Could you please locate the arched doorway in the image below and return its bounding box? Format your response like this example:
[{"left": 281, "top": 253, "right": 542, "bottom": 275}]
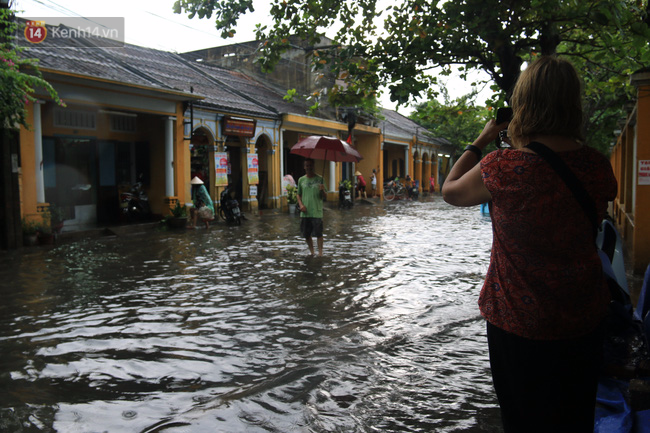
[
  {"left": 224, "top": 135, "right": 245, "bottom": 205},
  {"left": 413, "top": 149, "right": 421, "bottom": 190},
  {"left": 190, "top": 127, "right": 215, "bottom": 198}
]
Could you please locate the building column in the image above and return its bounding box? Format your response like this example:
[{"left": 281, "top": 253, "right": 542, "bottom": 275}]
[
  {"left": 280, "top": 129, "right": 285, "bottom": 177},
  {"left": 34, "top": 101, "right": 45, "bottom": 203},
  {"left": 424, "top": 160, "right": 431, "bottom": 194},
  {"left": 415, "top": 157, "right": 422, "bottom": 190},
  {"left": 404, "top": 147, "right": 410, "bottom": 177},
  {"left": 165, "top": 116, "right": 175, "bottom": 197},
  {"left": 280, "top": 128, "right": 286, "bottom": 208}
]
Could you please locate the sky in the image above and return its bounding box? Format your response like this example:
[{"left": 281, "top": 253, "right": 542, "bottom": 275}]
[{"left": 14, "top": 0, "right": 491, "bottom": 113}]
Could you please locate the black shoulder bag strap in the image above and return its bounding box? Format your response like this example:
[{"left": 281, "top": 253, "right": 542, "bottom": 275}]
[
  {"left": 526, "top": 142, "right": 631, "bottom": 305},
  {"left": 525, "top": 141, "right": 598, "bottom": 239}
]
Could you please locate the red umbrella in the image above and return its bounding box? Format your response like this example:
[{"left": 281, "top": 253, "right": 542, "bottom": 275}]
[{"left": 290, "top": 135, "right": 363, "bottom": 163}]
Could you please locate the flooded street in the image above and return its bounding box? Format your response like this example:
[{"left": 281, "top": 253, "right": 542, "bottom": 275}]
[{"left": 0, "top": 198, "right": 502, "bottom": 432}]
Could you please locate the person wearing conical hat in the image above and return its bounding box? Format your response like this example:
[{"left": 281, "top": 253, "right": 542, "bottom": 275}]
[
  {"left": 188, "top": 176, "right": 214, "bottom": 229},
  {"left": 355, "top": 170, "right": 367, "bottom": 199}
]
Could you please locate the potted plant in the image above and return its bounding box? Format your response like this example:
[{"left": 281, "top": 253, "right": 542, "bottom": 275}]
[
  {"left": 49, "top": 204, "right": 65, "bottom": 234},
  {"left": 286, "top": 185, "right": 298, "bottom": 214},
  {"left": 22, "top": 218, "right": 39, "bottom": 246},
  {"left": 36, "top": 209, "right": 54, "bottom": 245},
  {"left": 166, "top": 202, "right": 187, "bottom": 229}
]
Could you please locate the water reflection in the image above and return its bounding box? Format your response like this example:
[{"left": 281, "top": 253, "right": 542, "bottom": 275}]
[{"left": 0, "top": 198, "right": 502, "bottom": 432}]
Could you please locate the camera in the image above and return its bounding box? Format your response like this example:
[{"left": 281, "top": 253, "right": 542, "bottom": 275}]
[
  {"left": 495, "top": 107, "right": 513, "bottom": 148},
  {"left": 496, "top": 107, "right": 513, "bottom": 124}
]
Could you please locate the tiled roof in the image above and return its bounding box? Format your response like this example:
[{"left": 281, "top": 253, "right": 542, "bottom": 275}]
[
  {"left": 15, "top": 19, "right": 448, "bottom": 136},
  {"left": 191, "top": 63, "right": 311, "bottom": 116},
  {"left": 17, "top": 20, "right": 278, "bottom": 118},
  {"left": 380, "top": 108, "right": 450, "bottom": 146},
  {"left": 20, "top": 30, "right": 164, "bottom": 89}
]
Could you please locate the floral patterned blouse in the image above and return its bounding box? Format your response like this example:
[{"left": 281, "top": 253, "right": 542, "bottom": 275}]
[{"left": 479, "top": 146, "right": 617, "bottom": 340}]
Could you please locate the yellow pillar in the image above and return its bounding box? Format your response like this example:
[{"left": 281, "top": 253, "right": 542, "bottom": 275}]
[
  {"left": 19, "top": 103, "right": 39, "bottom": 223},
  {"left": 173, "top": 102, "right": 188, "bottom": 205},
  {"left": 415, "top": 156, "right": 422, "bottom": 192},
  {"left": 632, "top": 82, "right": 650, "bottom": 273},
  {"left": 424, "top": 156, "right": 432, "bottom": 194}
]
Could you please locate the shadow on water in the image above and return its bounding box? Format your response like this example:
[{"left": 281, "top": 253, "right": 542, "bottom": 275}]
[{"left": 0, "top": 198, "right": 503, "bottom": 432}]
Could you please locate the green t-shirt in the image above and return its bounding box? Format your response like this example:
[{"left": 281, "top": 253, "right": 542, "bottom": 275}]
[{"left": 297, "top": 174, "right": 324, "bottom": 218}]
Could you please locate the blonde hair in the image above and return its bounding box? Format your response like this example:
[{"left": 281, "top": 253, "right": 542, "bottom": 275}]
[{"left": 508, "top": 56, "right": 583, "bottom": 144}]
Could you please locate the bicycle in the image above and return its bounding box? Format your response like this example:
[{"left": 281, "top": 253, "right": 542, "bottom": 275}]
[{"left": 384, "top": 181, "right": 407, "bottom": 201}]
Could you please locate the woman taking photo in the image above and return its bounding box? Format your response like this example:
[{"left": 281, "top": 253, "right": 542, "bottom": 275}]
[{"left": 442, "top": 56, "right": 617, "bottom": 432}]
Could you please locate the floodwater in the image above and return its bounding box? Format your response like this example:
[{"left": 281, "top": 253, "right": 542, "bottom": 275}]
[{"left": 0, "top": 198, "right": 502, "bottom": 432}]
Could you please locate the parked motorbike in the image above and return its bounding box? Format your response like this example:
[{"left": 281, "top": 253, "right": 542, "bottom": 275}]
[
  {"left": 339, "top": 182, "right": 353, "bottom": 209},
  {"left": 219, "top": 186, "right": 242, "bottom": 225},
  {"left": 408, "top": 184, "right": 419, "bottom": 200},
  {"left": 405, "top": 176, "right": 419, "bottom": 200},
  {"left": 119, "top": 177, "right": 151, "bottom": 221}
]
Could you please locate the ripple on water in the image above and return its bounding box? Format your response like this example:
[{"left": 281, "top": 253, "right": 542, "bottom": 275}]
[{"left": 0, "top": 199, "right": 501, "bottom": 432}]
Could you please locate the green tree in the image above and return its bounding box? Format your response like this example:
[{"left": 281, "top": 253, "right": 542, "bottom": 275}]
[
  {"left": 561, "top": 32, "right": 640, "bottom": 153},
  {"left": 1, "top": 5, "right": 63, "bottom": 130},
  {"left": 174, "top": 0, "right": 649, "bottom": 102},
  {"left": 410, "top": 89, "right": 491, "bottom": 155},
  {"left": 174, "top": 0, "right": 649, "bottom": 151}
]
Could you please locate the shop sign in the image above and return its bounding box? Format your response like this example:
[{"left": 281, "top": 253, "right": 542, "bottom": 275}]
[
  {"left": 223, "top": 116, "right": 256, "bottom": 137},
  {"left": 215, "top": 152, "right": 229, "bottom": 186},
  {"left": 640, "top": 160, "right": 650, "bottom": 185},
  {"left": 250, "top": 185, "right": 257, "bottom": 196},
  {"left": 248, "top": 154, "right": 259, "bottom": 185}
]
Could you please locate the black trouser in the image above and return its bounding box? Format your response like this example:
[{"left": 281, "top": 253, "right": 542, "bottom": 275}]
[{"left": 486, "top": 322, "right": 603, "bottom": 433}]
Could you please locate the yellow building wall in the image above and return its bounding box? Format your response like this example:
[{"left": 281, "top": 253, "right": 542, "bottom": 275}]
[
  {"left": 633, "top": 84, "right": 650, "bottom": 273},
  {"left": 612, "top": 81, "right": 650, "bottom": 274},
  {"left": 172, "top": 103, "right": 188, "bottom": 210},
  {"left": 35, "top": 102, "right": 170, "bottom": 217},
  {"left": 414, "top": 153, "right": 422, "bottom": 191},
  {"left": 355, "top": 134, "right": 380, "bottom": 187},
  {"left": 19, "top": 104, "right": 38, "bottom": 223},
  {"left": 432, "top": 158, "right": 439, "bottom": 192},
  {"left": 423, "top": 156, "right": 432, "bottom": 193},
  {"left": 384, "top": 147, "right": 408, "bottom": 179}
]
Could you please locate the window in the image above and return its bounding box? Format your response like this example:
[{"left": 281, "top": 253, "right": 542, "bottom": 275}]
[
  {"left": 53, "top": 108, "right": 97, "bottom": 130},
  {"left": 110, "top": 114, "right": 137, "bottom": 133}
]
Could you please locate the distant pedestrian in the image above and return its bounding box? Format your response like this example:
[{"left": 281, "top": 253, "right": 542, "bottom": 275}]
[
  {"left": 297, "top": 158, "right": 326, "bottom": 256},
  {"left": 355, "top": 170, "right": 367, "bottom": 199},
  {"left": 371, "top": 169, "right": 378, "bottom": 197},
  {"left": 405, "top": 175, "right": 413, "bottom": 200},
  {"left": 429, "top": 176, "right": 435, "bottom": 194},
  {"left": 188, "top": 176, "right": 214, "bottom": 230}
]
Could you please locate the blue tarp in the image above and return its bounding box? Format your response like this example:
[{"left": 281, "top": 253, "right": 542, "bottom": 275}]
[{"left": 595, "top": 378, "right": 650, "bottom": 433}]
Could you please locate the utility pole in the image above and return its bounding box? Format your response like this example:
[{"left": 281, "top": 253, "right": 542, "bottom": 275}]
[{"left": 0, "top": 0, "right": 22, "bottom": 249}]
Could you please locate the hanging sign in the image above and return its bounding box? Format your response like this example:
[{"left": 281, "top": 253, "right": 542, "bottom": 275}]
[
  {"left": 247, "top": 153, "right": 259, "bottom": 185},
  {"left": 639, "top": 160, "right": 650, "bottom": 185},
  {"left": 223, "top": 116, "right": 256, "bottom": 137},
  {"left": 215, "top": 152, "right": 229, "bottom": 186}
]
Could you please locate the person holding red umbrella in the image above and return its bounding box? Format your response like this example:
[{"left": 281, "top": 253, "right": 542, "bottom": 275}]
[{"left": 297, "top": 158, "right": 326, "bottom": 256}]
